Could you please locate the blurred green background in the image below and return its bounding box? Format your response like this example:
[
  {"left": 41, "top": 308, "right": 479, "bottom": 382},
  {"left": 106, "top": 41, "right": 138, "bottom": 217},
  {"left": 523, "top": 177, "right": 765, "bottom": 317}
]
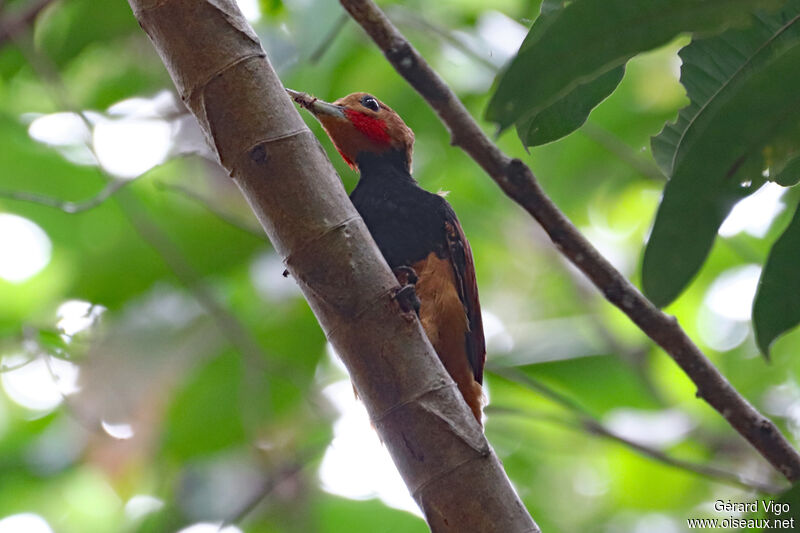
[{"left": 0, "top": 0, "right": 798, "bottom": 531}]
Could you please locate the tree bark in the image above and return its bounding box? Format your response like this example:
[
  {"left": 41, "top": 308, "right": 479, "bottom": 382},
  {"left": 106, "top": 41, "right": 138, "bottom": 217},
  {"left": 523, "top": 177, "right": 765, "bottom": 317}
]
[{"left": 126, "top": 0, "right": 539, "bottom": 531}]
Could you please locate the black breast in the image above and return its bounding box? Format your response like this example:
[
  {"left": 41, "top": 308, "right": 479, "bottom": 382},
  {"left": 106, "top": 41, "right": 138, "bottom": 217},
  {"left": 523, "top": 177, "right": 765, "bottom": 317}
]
[{"left": 350, "top": 152, "right": 449, "bottom": 269}]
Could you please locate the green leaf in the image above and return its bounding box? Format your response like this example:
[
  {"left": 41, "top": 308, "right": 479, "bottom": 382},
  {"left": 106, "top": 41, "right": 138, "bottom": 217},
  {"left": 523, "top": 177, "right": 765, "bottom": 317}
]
[
  {"left": 516, "top": 66, "right": 625, "bottom": 147},
  {"left": 763, "top": 482, "right": 800, "bottom": 531},
  {"left": 511, "top": 0, "right": 626, "bottom": 147},
  {"left": 753, "top": 203, "right": 800, "bottom": 357},
  {"left": 643, "top": 2, "right": 800, "bottom": 307},
  {"left": 773, "top": 154, "right": 800, "bottom": 186},
  {"left": 316, "top": 495, "right": 427, "bottom": 533},
  {"left": 259, "top": 0, "right": 284, "bottom": 16},
  {"left": 485, "top": 0, "right": 777, "bottom": 132},
  {"left": 642, "top": 176, "right": 762, "bottom": 308},
  {"left": 36, "top": 329, "right": 69, "bottom": 356}
]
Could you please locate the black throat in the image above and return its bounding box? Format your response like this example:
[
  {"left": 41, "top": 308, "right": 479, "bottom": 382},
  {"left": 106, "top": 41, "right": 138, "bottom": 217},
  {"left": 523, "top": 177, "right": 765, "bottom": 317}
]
[
  {"left": 355, "top": 149, "right": 414, "bottom": 184},
  {"left": 349, "top": 148, "right": 450, "bottom": 269}
]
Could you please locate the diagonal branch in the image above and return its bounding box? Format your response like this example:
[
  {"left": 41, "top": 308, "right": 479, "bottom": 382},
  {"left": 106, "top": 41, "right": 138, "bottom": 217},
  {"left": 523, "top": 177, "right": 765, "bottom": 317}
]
[
  {"left": 309, "top": 13, "right": 349, "bottom": 64},
  {"left": 0, "top": 0, "right": 56, "bottom": 48},
  {"left": 126, "top": 1, "right": 539, "bottom": 531},
  {"left": 491, "top": 368, "right": 786, "bottom": 494},
  {"left": 580, "top": 121, "right": 666, "bottom": 182},
  {"left": 153, "top": 180, "right": 266, "bottom": 239},
  {"left": 338, "top": 0, "right": 800, "bottom": 483},
  {"left": 386, "top": 6, "right": 499, "bottom": 72},
  {"left": 0, "top": 179, "right": 132, "bottom": 213}
]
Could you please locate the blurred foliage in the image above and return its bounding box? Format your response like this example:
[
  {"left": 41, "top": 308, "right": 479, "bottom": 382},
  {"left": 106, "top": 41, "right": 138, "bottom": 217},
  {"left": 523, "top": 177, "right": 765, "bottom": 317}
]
[
  {"left": 644, "top": 0, "right": 800, "bottom": 313},
  {"left": 754, "top": 204, "right": 800, "bottom": 356},
  {"left": 485, "top": 0, "right": 779, "bottom": 132},
  {"left": 0, "top": 0, "right": 799, "bottom": 532}
]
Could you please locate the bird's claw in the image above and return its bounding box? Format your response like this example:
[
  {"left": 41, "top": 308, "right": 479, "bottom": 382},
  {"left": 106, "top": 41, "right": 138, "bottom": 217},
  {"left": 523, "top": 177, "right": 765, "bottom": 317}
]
[
  {"left": 393, "top": 265, "right": 418, "bottom": 287},
  {"left": 392, "top": 266, "right": 420, "bottom": 316}
]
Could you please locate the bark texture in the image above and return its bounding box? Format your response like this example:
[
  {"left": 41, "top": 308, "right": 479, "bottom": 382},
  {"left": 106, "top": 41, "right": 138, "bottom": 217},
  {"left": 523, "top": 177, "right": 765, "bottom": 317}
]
[{"left": 127, "top": 0, "right": 539, "bottom": 531}]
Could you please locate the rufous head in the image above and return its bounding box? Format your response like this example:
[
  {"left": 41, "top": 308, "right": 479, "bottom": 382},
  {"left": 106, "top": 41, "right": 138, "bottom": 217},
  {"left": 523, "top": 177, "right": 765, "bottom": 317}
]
[{"left": 288, "top": 89, "right": 414, "bottom": 172}]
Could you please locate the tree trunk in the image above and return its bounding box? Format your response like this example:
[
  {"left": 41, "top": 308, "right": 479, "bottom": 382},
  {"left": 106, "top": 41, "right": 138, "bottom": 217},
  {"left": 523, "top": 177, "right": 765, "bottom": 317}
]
[{"left": 126, "top": 0, "right": 540, "bottom": 531}]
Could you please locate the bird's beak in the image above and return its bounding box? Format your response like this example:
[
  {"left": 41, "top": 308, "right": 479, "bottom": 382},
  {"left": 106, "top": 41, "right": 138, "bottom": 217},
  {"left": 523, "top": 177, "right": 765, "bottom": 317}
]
[{"left": 286, "top": 88, "right": 345, "bottom": 119}]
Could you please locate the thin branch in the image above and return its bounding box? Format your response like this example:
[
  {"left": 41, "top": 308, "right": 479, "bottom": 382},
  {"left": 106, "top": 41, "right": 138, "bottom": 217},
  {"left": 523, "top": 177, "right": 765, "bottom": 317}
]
[
  {"left": 153, "top": 180, "right": 267, "bottom": 239},
  {"left": 490, "top": 403, "right": 784, "bottom": 495},
  {"left": 223, "top": 444, "right": 324, "bottom": 527},
  {"left": 115, "top": 187, "right": 297, "bottom": 382},
  {"left": 490, "top": 368, "right": 786, "bottom": 494},
  {"left": 221, "top": 466, "right": 302, "bottom": 529},
  {"left": 524, "top": 212, "right": 668, "bottom": 405},
  {"left": 0, "top": 179, "right": 132, "bottom": 213},
  {"left": 583, "top": 419, "right": 784, "bottom": 494},
  {"left": 0, "top": 356, "right": 35, "bottom": 373},
  {"left": 721, "top": 235, "right": 763, "bottom": 264},
  {"left": 339, "top": 0, "right": 800, "bottom": 482},
  {"left": 0, "top": 161, "right": 299, "bottom": 384},
  {"left": 491, "top": 365, "right": 593, "bottom": 417},
  {"left": 309, "top": 13, "right": 349, "bottom": 64},
  {"left": 40, "top": 352, "right": 105, "bottom": 434},
  {"left": 590, "top": 321, "right": 667, "bottom": 406},
  {"left": 10, "top": 29, "right": 97, "bottom": 136},
  {"left": 0, "top": 0, "right": 56, "bottom": 48},
  {"left": 580, "top": 121, "right": 666, "bottom": 182},
  {"left": 8, "top": 23, "right": 295, "bottom": 388},
  {"left": 387, "top": 6, "right": 499, "bottom": 72}
]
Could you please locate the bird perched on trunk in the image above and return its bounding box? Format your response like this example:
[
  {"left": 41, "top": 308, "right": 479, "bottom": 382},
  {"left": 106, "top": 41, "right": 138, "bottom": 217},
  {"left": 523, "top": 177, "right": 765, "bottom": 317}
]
[{"left": 287, "top": 89, "right": 486, "bottom": 425}]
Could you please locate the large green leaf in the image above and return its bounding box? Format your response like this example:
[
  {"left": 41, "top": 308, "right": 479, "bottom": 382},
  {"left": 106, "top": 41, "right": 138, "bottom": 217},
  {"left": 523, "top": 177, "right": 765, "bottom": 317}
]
[
  {"left": 485, "top": 0, "right": 777, "bottom": 132},
  {"left": 772, "top": 151, "right": 800, "bottom": 186},
  {"left": 763, "top": 482, "right": 800, "bottom": 531},
  {"left": 643, "top": 2, "right": 800, "bottom": 307},
  {"left": 516, "top": 66, "right": 625, "bottom": 147},
  {"left": 753, "top": 202, "right": 800, "bottom": 356},
  {"left": 511, "top": 0, "right": 626, "bottom": 147}
]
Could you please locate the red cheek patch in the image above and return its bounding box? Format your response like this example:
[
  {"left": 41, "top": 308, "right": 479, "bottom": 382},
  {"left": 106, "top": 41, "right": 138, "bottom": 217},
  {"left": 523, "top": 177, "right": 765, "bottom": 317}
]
[{"left": 344, "top": 109, "right": 391, "bottom": 145}]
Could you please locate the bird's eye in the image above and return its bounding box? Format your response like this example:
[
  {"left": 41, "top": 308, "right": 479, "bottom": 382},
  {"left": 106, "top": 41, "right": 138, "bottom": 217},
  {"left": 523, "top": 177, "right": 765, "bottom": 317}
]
[{"left": 361, "top": 95, "right": 380, "bottom": 112}]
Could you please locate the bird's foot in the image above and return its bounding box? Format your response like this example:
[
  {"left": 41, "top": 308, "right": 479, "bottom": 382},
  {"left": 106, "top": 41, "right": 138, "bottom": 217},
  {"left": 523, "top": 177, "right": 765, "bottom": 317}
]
[
  {"left": 392, "top": 266, "right": 420, "bottom": 316},
  {"left": 393, "top": 265, "right": 418, "bottom": 286}
]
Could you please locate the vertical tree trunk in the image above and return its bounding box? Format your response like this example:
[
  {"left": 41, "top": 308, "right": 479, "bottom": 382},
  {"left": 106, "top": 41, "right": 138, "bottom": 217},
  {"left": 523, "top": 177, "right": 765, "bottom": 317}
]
[{"left": 126, "top": 0, "right": 539, "bottom": 531}]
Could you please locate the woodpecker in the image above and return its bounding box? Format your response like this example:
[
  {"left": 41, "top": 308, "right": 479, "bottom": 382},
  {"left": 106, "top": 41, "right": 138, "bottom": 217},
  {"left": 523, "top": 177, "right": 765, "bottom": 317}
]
[{"left": 288, "top": 89, "right": 486, "bottom": 425}]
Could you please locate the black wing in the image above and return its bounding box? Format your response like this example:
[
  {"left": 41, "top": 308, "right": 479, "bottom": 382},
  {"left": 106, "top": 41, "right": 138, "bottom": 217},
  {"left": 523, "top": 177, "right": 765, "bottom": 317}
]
[{"left": 442, "top": 203, "right": 486, "bottom": 384}]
